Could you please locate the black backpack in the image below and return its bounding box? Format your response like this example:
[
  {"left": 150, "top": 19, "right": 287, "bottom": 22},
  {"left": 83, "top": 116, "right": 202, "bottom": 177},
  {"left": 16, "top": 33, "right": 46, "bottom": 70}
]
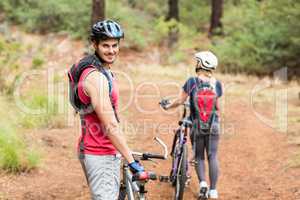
[{"left": 67, "top": 53, "right": 119, "bottom": 121}]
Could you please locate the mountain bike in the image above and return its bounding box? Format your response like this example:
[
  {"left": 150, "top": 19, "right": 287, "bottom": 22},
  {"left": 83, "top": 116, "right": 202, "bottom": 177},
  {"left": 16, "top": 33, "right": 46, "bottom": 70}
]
[
  {"left": 160, "top": 101, "right": 192, "bottom": 200},
  {"left": 118, "top": 137, "right": 168, "bottom": 200}
]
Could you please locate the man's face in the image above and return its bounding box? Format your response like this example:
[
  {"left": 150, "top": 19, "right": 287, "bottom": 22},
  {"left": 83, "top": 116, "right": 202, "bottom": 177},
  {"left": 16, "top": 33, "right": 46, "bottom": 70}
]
[{"left": 94, "top": 38, "right": 120, "bottom": 64}]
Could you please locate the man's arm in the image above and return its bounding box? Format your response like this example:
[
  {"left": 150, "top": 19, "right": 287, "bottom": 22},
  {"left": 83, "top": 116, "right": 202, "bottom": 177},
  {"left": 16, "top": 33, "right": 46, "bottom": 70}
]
[{"left": 84, "top": 70, "right": 134, "bottom": 163}]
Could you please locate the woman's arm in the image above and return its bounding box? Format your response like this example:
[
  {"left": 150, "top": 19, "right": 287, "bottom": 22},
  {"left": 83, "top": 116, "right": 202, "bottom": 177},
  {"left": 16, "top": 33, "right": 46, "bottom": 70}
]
[{"left": 165, "top": 89, "right": 188, "bottom": 110}]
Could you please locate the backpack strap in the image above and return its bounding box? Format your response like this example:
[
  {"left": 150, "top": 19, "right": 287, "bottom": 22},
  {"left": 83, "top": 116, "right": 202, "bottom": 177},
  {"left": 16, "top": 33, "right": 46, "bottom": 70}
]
[
  {"left": 209, "top": 77, "right": 217, "bottom": 92},
  {"left": 195, "top": 77, "right": 202, "bottom": 89},
  {"left": 97, "top": 67, "right": 120, "bottom": 123},
  {"left": 78, "top": 113, "right": 86, "bottom": 160},
  {"left": 195, "top": 76, "right": 217, "bottom": 91},
  {"left": 186, "top": 77, "right": 200, "bottom": 94}
]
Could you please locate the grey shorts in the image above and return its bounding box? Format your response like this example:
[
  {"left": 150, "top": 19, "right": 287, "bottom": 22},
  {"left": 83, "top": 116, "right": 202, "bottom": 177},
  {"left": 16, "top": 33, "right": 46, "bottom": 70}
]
[{"left": 79, "top": 154, "right": 121, "bottom": 200}]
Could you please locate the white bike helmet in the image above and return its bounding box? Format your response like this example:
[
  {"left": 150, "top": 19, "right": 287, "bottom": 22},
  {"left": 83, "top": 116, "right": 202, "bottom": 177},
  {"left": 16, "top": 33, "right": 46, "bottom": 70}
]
[{"left": 194, "top": 51, "right": 218, "bottom": 71}]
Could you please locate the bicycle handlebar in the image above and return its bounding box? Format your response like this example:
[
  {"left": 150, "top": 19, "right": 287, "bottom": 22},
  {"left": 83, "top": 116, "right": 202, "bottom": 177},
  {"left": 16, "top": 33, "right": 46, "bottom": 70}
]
[
  {"left": 178, "top": 118, "right": 192, "bottom": 128},
  {"left": 132, "top": 171, "right": 157, "bottom": 182},
  {"left": 142, "top": 153, "right": 165, "bottom": 160},
  {"left": 154, "top": 137, "right": 168, "bottom": 159},
  {"left": 131, "top": 137, "right": 168, "bottom": 160}
]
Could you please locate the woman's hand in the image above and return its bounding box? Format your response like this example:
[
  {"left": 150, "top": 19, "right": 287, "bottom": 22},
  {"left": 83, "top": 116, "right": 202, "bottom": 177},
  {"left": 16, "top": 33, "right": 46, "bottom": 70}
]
[
  {"left": 160, "top": 90, "right": 189, "bottom": 110},
  {"left": 159, "top": 99, "right": 171, "bottom": 110}
]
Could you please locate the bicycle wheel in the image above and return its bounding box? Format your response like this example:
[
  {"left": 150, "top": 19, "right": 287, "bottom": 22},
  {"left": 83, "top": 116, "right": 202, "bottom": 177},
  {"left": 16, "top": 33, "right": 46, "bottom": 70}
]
[
  {"left": 174, "top": 144, "right": 187, "bottom": 200},
  {"left": 118, "top": 185, "right": 127, "bottom": 200},
  {"left": 170, "top": 138, "right": 179, "bottom": 187},
  {"left": 118, "top": 187, "right": 140, "bottom": 200}
]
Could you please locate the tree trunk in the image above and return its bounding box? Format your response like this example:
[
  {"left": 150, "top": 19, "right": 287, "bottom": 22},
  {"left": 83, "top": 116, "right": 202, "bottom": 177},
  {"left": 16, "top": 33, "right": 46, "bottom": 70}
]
[
  {"left": 166, "top": 0, "right": 179, "bottom": 21},
  {"left": 91, "top": 0, "right": 105, "bottom": 25},
  {"left": 128, "top": 0, "right": 136, "bottom": 8},
  {"left": 209, "top": 0, "right": 224, "bottom": 37},
  {"left": 166, "top": 0, "right": 179, "bottom": 48}
]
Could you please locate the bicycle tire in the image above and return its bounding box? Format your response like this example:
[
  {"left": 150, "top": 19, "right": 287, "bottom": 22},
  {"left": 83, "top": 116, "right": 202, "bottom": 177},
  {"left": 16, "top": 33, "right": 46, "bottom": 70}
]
[
  {"left": 170, "top": 137, "right": 179, "bottom": 187},
  {"left": 170, "top": 149, "right": 176, "bottom": 187},
  {"left": 118, "top": 187, "right": 141, "bottom": 200},
  {"left": 118, "top": 185, "right": 127, "bottom": 200},
  {"left": 174, "top": 144, "right": 187, "bottom": 200}
]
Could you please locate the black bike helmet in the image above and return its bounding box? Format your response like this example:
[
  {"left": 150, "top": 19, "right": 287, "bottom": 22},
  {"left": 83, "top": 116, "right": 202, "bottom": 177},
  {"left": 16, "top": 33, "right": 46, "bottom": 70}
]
[{"left": 90, "top": 19, "right": 124, "bottom": 41}]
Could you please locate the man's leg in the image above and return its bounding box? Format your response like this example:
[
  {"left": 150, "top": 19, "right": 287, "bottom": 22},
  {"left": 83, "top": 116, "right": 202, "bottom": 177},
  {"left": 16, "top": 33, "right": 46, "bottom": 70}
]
[{"left": 80, "top": 154, "right": 121, "bottom": 200}]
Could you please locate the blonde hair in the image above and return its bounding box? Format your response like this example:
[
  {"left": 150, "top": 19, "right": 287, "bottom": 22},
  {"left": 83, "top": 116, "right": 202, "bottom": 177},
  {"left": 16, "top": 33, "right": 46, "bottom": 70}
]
[{"left": 196, "top": 68, "right": 213, "bottom": 78}]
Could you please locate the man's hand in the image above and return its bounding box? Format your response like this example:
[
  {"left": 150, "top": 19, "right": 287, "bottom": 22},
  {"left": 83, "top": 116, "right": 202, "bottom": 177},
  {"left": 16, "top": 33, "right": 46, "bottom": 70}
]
[{"left": 129, "top": 161, "right": 144, "bottom": 174}]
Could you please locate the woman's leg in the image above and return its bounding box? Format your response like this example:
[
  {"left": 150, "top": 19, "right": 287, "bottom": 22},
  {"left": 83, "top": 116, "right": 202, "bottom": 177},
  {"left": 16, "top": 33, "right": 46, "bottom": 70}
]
[
  {"left": 207, "top": 134, "right": 219, "bottom": 190},
  {"left": 194, "top": 135, "right": 206, "bottom": 182}
]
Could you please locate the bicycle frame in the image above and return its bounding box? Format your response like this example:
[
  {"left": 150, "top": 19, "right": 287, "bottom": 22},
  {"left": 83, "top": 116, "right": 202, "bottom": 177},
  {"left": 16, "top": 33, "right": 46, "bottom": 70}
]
[
  {"left": 171, "top": 126, "right": 187, "bottom": 177},
  {"left": 169, "top": 102, "right": 192, "bottom": 200},
  {"left": 121, "top": 163, "right": 146, "bottom": 200},
  {"left": 119, "top": 137, "right": 168, "bottom": 200},
  {"left": 171, "top": 102, "right": 190, "bottom": 175}
]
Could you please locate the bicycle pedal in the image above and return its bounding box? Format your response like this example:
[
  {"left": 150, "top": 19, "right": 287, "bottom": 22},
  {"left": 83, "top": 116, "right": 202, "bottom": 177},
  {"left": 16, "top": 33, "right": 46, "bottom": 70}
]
[
  {"left": 189, "top": 160, "right": 197, "bottom": 166},
  {"left": 198, "top": 188, "right": 208, "bottom": 200},
  {"left": 198, "top": 196, "right": 208, "bottom": 200},
  {"left": 159, "top": 175, "right": 170, "bottom": 182},
  {"left": 185, "top": 176, "right": 191, "bottom": 186}
]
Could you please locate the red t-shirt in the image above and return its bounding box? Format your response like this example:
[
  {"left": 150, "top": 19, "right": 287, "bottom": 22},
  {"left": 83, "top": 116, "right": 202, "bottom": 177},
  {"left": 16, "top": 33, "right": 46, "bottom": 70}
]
[{"left": 77, "top": 67, "right": 119, "bottom": 155}]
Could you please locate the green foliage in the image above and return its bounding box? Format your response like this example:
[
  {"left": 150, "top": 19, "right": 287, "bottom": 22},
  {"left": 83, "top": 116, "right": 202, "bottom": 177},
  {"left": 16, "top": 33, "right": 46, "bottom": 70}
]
[
  {"left": 0, "top": 37, "right": 66, "bottom": 129},
  {"left": 19, "top": 90, "right": 62, "bottom": 129},
  {"left": 154, "top": 17, "right": 176, "bottom": 44},
  {"left": 1, "top": 0, "right": 299, "bottom": 75},
  {"left": 0, "top": 36, "right": 23, "bottom": 93},
  {"left": 0, "top": 0, "right": 91, "bottom": 38},
  {"left": 167, "top": 50, "right": 186, "bottom": 65},
  {"left": 154, "top": 17, "right": 197, "bottom": 45},
  {"left": 107, "top": 0, "right": 153, "bottom": 50},
  {"left": 126, "top": 0, "right": 167, "bottom": 17},
  {"left": 26, "top": 150, "right": 41, "bottom": 169},
  {"left": 0, "top": 125, "right": 21, "bottom": 172},
  {"left": 0, "top": 98, "right": 40, "bottom": 172},
  {"left": 31, "top": 56, "right": 44, "bottom": 69},
  {"left": 212, "top": 0, "right": 300, "bottom": 76},
  {"left": 180, "top": 0, "right": 210, "bottom": 31},
  {"left": 154, "top": 17, "right": 197, "bottom": 64}
]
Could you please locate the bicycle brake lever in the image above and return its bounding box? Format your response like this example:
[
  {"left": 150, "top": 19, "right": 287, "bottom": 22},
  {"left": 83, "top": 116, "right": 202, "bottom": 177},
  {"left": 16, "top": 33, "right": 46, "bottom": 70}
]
[{"left": 154, "top": 137, "right": 168, "bottom": 159}]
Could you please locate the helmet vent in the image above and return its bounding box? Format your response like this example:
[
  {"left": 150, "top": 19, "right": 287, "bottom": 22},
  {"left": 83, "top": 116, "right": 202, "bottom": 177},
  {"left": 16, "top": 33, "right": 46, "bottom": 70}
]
[
  {"left": 107, "top": 24, "right": 112, "bottom": 32},
  {"left": 115, "top": 25, "right": 120, "bottom": 32}
]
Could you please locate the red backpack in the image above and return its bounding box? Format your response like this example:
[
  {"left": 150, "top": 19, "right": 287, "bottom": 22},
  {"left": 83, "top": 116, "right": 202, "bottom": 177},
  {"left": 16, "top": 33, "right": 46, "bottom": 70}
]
[{"left": 192, "top": 77, "right": 218, "bottom": 134}]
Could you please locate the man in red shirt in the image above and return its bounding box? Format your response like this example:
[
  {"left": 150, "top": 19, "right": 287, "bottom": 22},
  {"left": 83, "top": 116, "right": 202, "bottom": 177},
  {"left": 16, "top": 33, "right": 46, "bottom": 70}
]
[{"left": 68, "top": 20, "right": 143, "bottom": 200}]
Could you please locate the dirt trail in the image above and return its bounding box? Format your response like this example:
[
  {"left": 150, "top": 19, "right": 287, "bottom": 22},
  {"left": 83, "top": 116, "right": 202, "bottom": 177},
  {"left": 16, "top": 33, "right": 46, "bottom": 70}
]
[
  {"left": 1, "top": 92, "right": 299, "bottom": 199},
  {"left": 121, "top": 85, "right": 300, "bottom": 200},
  {"left": 0, "top": 35, "right": 299, "bottom": 199}
]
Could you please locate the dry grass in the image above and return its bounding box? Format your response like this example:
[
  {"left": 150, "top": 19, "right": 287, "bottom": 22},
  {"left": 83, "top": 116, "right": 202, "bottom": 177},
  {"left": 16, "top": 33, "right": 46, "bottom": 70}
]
[{"left": 288, "top": 152, "right": 300, "bottom": 168}]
